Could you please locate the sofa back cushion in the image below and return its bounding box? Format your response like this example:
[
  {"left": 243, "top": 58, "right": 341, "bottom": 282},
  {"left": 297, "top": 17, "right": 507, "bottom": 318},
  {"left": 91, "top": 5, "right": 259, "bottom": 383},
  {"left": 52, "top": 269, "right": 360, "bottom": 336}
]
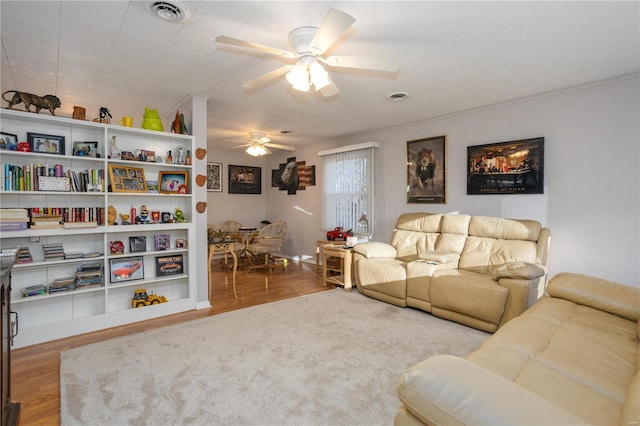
[
  {"left": 392, "top": 213, "right": 443, "bottom": 259},
  {"left": 435, "top": 214, "right": 470, "bottom": 254}
]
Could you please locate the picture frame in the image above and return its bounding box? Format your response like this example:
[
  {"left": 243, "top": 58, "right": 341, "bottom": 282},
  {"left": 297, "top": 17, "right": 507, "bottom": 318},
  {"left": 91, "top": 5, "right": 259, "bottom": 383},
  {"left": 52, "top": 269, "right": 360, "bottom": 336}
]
[
  {"left": 159, "top": 171, "right": 189, "bottom": 194},
  {"left": 120, "top": 150, "right": 135, "bottom": 161},
  {"left": 141, "top": 150, "right": 156, "bottom": 162},
  {"left": 228, "top": 164, "right": 261, "bottom": 194},
  {"left": 108, "top": 165, "right": 148, "bottom": 193},
  {"left": 155, "top": 254, "right": 184, "bottom": 277},
  {"left": 406, "top": 135, "right": 446, "bottom": 204},
  {"left": 129, "top": 236, "right": 147, "bottom": 253},
  {"left": 154, "top": 234, "right": 170, "bottom": 251},
  {"left": 175, "top": 239, "right": 187, "bottom": 248},
  {"left": 0, "top": 132, "right": 18, "bottom": 150},
  {"left": 27, "top": 132, "right": 65, "bottom": 155},
  {"left": 109, "top": 256, "right": 144, "bottom": 283},
  {"left": 207, "top": 162, "right": 222, "bottom": 192},
  {"left": 467, "top": 137, "right": 544, "bottom": 195},
  {"left": 72, "top": 141, "right": 98, "bottom": 157}
]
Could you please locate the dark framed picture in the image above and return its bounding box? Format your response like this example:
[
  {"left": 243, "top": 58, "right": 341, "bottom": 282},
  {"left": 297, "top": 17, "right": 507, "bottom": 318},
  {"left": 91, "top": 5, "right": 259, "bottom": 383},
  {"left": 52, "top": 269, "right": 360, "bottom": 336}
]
[
  {"left": 120, "top": 151, "right": 135, "bottom": 161},
  {"left": 407, "top": 135, "right": 446, "bottom": 204},
  {"left": 155, "top": 254, "right": 184, "bottom": 277},
  {"left": 109, "top": 256, "right": 144, "bottom": 283},
  {"left": 72, "top": 141, "right": 98, "bottom": 157},
  {"left": 27, "top": 132, "right": 65, "bottom": 155},
  {"left": 129, "top": 236, "right": 147, "bottom": 253},
  {"left": 159, "top": 171, "right": 189, "bottom": 194},
  {"left": 228, "top": 164, "right": 261, "bottom": 194},
  {"left": 108, "top": 165, "right": 147, "bottom": 193},
  {"left": 0, "top": 132, "right": 18, "bottom": 150},
  {"left": 154, "top": 234, "right": 170, "bottom": 251},
  {"left": 467, "top": 137, "right": 544, "bottom": 195},
  {"left": 207, "top": 162, "right": 222, "bottom": 192}
]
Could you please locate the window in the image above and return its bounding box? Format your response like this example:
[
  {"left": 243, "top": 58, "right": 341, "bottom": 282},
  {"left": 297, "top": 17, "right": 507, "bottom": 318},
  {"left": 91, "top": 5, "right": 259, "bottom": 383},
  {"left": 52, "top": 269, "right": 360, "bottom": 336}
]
[{"left": 319, "top": 142, "right": 378, "bottom": 238}]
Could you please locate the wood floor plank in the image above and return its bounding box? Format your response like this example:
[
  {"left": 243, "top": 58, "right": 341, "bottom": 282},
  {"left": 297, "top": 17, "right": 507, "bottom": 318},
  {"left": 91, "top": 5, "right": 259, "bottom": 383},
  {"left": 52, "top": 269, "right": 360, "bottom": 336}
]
[{"left": 11, "top": 260, "right": 329, "bottom": 425}]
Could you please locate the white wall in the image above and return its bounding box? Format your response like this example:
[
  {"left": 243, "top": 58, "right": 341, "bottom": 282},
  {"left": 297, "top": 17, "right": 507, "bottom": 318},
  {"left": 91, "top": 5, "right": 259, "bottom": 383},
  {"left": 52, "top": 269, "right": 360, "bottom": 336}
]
[{"left": 259, "top": 74, "right": 639, "bottom": 287}]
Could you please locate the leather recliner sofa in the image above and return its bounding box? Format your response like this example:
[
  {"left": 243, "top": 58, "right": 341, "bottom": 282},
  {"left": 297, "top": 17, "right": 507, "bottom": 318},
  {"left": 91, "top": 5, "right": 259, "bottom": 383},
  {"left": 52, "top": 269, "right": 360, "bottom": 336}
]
[
  {"left": 395, "top": 273, "right": 640, "bottom": 425},
  {"left": 353, "top": 213, "right": 551, "bottom": 332}
]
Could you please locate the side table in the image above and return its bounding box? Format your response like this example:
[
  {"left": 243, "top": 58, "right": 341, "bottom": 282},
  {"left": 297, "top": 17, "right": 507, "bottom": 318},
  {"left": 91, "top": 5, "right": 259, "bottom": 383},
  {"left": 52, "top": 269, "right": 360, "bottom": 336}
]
[
  {"left": 322, "top": 246, "right": 354, "bottom": 292},
  {"left": 315, "top": 240, "right": 348, "bottom": 271}
]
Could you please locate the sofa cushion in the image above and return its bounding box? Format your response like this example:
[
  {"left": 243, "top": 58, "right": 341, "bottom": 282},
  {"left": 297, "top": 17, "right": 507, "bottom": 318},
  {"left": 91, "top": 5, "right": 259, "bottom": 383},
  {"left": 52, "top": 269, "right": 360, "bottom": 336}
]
[
  {"left": 417, "top": 251, "right": 460, "bottom": 264},
  {"left": 469, "top": 216, "right": 542, "bottom": 241},
  {"left": 356, "top": 258, "right": 407, "bottom": 306},
  {"left": 459, "top": 237, "right": 538, "bottom": 274}
]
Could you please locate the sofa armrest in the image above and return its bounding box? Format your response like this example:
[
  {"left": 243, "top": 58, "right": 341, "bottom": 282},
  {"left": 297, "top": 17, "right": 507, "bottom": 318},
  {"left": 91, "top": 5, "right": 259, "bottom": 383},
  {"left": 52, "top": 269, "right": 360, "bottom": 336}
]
[
  {"left": 397, "top": 355, "right": 589, "bottom": 426},
  {"left": 353, "top": 242, "right": 397, "bottom": 259},
  {"left": 492, "top": 261, "right": 546, "bottom": 280}
]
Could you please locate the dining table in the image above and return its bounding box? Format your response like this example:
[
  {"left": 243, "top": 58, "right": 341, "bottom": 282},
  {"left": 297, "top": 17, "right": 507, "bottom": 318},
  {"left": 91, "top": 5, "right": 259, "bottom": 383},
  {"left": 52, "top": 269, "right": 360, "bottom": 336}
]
[{"left": 208, "top": 241, "right": 243, "bottom": 299}]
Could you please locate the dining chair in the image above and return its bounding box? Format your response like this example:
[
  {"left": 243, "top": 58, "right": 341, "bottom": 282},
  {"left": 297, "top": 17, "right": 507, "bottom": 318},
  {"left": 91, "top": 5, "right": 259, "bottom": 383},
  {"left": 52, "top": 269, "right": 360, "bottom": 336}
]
[{"left": 246, "top": 221, "right": 286, "bottom": 272}]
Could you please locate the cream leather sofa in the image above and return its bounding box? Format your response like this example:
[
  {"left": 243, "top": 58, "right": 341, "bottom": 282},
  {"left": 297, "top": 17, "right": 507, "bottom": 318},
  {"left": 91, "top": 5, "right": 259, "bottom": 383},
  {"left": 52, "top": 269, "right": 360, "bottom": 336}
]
[
  {"left": 353, "top": 213, "right": 550, "bottom": 332},
  {"left": 395, "top": 273, "right": 640, "bottom": 426}
]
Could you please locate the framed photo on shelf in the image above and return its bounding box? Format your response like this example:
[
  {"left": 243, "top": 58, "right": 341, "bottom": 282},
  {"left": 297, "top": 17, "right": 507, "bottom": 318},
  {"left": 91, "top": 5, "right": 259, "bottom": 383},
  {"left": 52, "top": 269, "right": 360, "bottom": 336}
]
[
  {"left": 175, "top": 239, "right": 187, "bottom": 248},
  {"left": 154, "top": 234, "right": 170, "bottom": 251},
  {"left": 27, "top": 132, "right": 65, "bottom": 155},
  {"left": 129, "top": 236, "right": 147, "bottom": 253},
  {"left": 228, "top": 164, "right": 261, "bottom": 194},
  {"left": 467, "top": 137, "right": 544, "bottom": 195},
  {"left": 72, "top": 141, "right": 98, "bottom": 157},
  {"left": 0, "top": 132, "right": 18, "bottom": 150},
  {"left": 120, "top": 151, "right": 135, "bottom": 161},
  {"left": 155, "top": 254, "right": 184, "bottom": 277},
  {"left": 406, "top": 135, "right": 447, "bottom": 204},
  {"left": 108, "top": 165, "right": 148, "bottom": 193},
  {"left": 109, "top": 256, "right": 144, "bottom": 283},
  {"left": 141, "top": 150, "right": 156, "bottom": 162},
  {"left": 159, "top": 171, "right": 189, "bottom": 194},
  {"left": 207, "top": 162, "right": 222, "bottom": 192}
]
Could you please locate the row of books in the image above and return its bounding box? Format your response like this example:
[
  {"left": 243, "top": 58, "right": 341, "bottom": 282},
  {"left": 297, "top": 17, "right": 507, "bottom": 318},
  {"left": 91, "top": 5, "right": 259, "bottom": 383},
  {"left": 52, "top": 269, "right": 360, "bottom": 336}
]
[
  {"left": 2, "top": 163, "right": 104, "bottom": 192},
  {"left": 0, "top": 208, "right": 105, "bottom": 230},
  {"left": 0, "top": 208, "right": 29, "bottom": 231}
]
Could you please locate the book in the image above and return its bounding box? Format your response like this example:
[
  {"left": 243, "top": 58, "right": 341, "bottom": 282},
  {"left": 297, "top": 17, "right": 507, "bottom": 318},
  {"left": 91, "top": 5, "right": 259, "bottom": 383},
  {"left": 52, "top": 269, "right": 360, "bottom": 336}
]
[
  {"left": 0, "top": 208, "right": 29, "bottom": 219},
  {"left": 0, "top": 222, "right": 28, "bottom": 231},
  {"left": 30, "top": 223, "right": 64, "bottom": 230},
  {"left": 63, "top": 221, "right": 97, "bottom": 229}
]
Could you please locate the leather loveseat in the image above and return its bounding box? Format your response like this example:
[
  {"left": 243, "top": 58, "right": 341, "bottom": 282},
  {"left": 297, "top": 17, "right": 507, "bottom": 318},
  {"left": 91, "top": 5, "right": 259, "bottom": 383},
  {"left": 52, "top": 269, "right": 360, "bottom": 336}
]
[
  {"left": 395, "top": 273, "right": 640, "bottom": 425},
  {"left": 353, "top": 213, "right": 550, "bottom": 332}
]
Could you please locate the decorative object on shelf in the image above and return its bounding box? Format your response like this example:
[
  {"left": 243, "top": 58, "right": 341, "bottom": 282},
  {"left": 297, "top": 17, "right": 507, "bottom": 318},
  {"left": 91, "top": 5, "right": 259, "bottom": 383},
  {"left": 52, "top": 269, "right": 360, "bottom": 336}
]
[
  {"left": 93, "top": 107, "right": 111, "bottom": 124},
  {"left": 195, "top": 174, "right": 206, "bottom": 187},
  {"left": 206, "top": 163, "right": 222, "bottom": 192},
  {"left": 154, "top": 234, "right": 170, "bottom": 251},
  {"left": 27, "top": 132, "right": 65, "bottom": 155},
  {"left": 195, "top": 147, "right": 206, "bottom": 160},
  {"left": 467, "top": 137, "right": 544, "bottom": 195},
  {"left": 186, "top": 150, "right": 192, "bottom": 165},
  {"left": 139, "top": 205, "right": 149, "bottom": 223},
  {"left": 109, "top": 256, "right": 144, "bottom": 283},
  {"left": 72, "top": 141, "right": 98, "bottom": 157},
  {"left": 407, "top": 135, "right": 447, "bottom": 204},
  {"left": 72, "top": 106, "right": 86, "bottom": 120},
  {"left": 141, "top": 107, "right": 163, "bottom": 131},
  {"left": 2, "top": 90, "right": 61, "bottom": 115},
  {"left": 155, "top": 254, "right": 184, "bottom": 277},
  {"left": 131, "top": 288, "right": 167, "bottom": 308},
  {"left": 175, "top": 239, "right": 187, "bottom": 248},
  {"left": 109, "top": 240, "right": 124, "bottom": 254},
  {"left": 228, "top": 164, "right": 261, "bottom": 194},
  {"left": 151, "top": 211, "right": 160, "bottom": 223},
  {"left": 173, "top": 206, "right": 185, "bottom": 223},
  {"left": 158, "top": 171, "right": 189, "bottom": 194},
  {"left": 119, "top": 116, "right": 133, "bottom": 127},
  {"left": 108, "top": 205, "right": 117, "bottom": 225},
  {"left": 175, "top": 147, "right": 185, "bottom": 164},
  {"left": 326, "top": 227, "right": 352, "bottom": 241},
  {"left": 161, "top": 212, "right": 172, "bottom": 223},
  {"left": 108, "top": 165, "right": 148, "bottom": 193},
  {"left": 146, "top": 180, "right": 158, "bottom": 193},
  {"left": 196, "top": 201, "right": 207, "bottom": 213},
  {"left": 17, "top": 141, "right": 30, "bottom": 152},
  {"left": 129, "top": 236, "right": 147, "bottom": 253},
  {"left": 119, "top": 213, "right": 131, "bottom": 225},
  {"left": 172, "top": 110, "right": 188, "bottom": 134},
  {"left": 0, "top": 132, "right": 18, "bottom": 150}
]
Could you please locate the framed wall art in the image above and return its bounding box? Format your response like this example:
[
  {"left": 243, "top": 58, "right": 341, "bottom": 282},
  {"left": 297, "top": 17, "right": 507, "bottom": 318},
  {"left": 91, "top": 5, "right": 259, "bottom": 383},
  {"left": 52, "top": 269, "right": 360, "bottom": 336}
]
[
  {"left": 27, "top": 132, "right": 65, "bottom": 155},
  {"left": 228, "top": 164, "right": 261, "bottom": 194},
  {"left": 108, "top": 165, "right": 148, "bottom": 193},
  {"left": 72, "top": 141, "right": 98, "bottom": 157},
  {"left": 0, "top": 132, "right": 18, "bottom": 150},
  {"left": 207, "top": 162, "right": 222, "bottom": 192},
  {"left": 407, "top": 135, "right": 446, "bottom": 204},
  {"left": 155, "top": 254, "right": 184, "bottom": 277},
  {"left": 129, "top": 236, "right": 147, "bottom": 253},
  {"left": 109, "top": 256, "right": 144, "bottom": 283},
  {"left": 467, "top": 137, "right": 544, "bottom": 195},
  {"left": 159, "top": 171, "right": 189, "bottom": 194}
]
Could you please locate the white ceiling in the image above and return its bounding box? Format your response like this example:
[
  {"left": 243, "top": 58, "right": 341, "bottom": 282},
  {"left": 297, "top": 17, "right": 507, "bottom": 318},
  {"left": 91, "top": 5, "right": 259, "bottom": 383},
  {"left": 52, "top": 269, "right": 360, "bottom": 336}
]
[{"left": 1, "top": 1, "right": 638, "bottom": 153}]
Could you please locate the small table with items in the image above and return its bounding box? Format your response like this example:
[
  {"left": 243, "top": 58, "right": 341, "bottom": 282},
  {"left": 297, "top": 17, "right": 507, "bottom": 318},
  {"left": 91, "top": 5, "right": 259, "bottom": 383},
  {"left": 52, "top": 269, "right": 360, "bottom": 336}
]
[
  {"left": 322, "top": 245, "right": 354, "bottom": 292},
  {"left": 208, "top": 241, "right": 243, "bottom": 299},
  {"left": 315, "top": 240, "right": 349, "bottom": 271}
]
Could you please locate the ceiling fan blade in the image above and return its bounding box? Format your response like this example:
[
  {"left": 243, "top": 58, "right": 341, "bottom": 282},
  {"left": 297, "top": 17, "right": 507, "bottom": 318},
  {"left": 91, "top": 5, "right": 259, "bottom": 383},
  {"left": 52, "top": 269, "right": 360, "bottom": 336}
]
[
  {"left": 242, "top": 65, "right": 293, "bottom": 90},
  {"left": 266, "top": 143, "right": 296, "bottom": 151},
  {"left": 323, "top": 55, "right": 400, "bottom": 72},
  {"left": 320, "top": 81, "right": 340, "bottom": 97},
  {"left": 215, "top": 35, "right": 295, "bottom": 59},
  {"left": 309, "top": 9, "right": 355, "bottom": 55}
]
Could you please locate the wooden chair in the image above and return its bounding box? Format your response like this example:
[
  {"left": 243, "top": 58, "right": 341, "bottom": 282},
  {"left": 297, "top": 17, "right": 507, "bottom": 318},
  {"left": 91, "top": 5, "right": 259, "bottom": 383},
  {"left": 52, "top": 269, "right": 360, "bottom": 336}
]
[{"left": 246, "top": 221, "right": 286, "bottom": 272}]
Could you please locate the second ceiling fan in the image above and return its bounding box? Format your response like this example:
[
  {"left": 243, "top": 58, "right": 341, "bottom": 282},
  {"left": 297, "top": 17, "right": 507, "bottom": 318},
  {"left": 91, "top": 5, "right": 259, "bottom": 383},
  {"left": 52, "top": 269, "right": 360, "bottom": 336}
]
[
  {"left": 215, "top": 8, "right": 399, "bottom": 96},
  {"left": 241, "top": 132, "right": 295, "bottom": 156}
]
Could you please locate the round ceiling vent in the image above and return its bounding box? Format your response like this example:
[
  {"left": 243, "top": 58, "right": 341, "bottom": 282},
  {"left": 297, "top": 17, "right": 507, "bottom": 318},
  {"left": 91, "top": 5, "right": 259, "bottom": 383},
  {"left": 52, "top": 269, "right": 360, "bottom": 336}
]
[
  {"left": 387, "top": 91, "right": 410, "bottom": 102},
  {"left": 147, "top": 1, "right": 191, "bottom": 23}
]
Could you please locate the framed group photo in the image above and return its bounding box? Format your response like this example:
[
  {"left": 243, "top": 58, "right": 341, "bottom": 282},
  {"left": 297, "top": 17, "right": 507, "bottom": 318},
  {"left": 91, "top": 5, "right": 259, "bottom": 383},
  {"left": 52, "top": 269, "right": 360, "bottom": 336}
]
[
  {"left": 207, "top": 162, "right": 222, "bottom": 192},
  {"left": 406, "top": 135, "right": 446, "bottom": 204},
  {"left": 228, "top": 164, "right": 261, "bottom": 194},
  {"left": 27, "top": 132, "right": 65, "bottom": 155},
  {"left": 108, "top": 165, "right": 148, "bottom": 193},
  {"left": 72, "top": 141, "right": 98, "bottom": 157},
  {"left": 0, "top": 132, "right": 18, "bottom": 150}
]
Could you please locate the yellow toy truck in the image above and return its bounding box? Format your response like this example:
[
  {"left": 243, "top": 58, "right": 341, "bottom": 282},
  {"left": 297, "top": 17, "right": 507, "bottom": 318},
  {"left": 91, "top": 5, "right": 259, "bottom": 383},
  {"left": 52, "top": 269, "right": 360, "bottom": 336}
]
[{"left": 131, "top": 288, "right": 168, "bottom": 308}]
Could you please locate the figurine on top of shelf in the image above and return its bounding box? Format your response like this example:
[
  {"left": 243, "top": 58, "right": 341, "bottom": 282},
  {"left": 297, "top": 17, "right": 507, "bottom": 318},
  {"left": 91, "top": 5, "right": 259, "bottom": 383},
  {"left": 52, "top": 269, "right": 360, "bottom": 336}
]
[
  {"left": 2, "top": 90, "right": 61, "bottom": 116},
  {"left": 93, "top": 107, "right": 112, "bottom": 124},
  {"left": 174, "top": 207, "right": 185, "bottom": 223},
  {"left": 141, "top": 107, "right": 164, "bottom": 132},
  {"left": 172, "top": 110, "right": 188, "bottom": 134}
]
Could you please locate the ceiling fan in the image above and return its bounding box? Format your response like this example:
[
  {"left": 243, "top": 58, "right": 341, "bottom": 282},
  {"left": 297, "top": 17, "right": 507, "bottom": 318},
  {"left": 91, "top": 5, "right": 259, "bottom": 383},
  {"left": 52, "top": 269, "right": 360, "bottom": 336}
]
[
  {"left": 215, "top": 8, "right": 399, "bottom": 96},
  {"left": 239, "top": 132, "right": 296, "bottom": 156}
]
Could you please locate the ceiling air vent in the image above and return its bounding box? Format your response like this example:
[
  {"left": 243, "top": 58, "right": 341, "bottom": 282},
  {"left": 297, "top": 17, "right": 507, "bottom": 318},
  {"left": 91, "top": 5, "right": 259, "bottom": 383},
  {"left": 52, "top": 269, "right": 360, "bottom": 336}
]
[
  {"left": 147, "top": 1, "right": 191, "bottom": 23},
  {"left": 387, "top": 91, "right": 410, "bottom": 102}
]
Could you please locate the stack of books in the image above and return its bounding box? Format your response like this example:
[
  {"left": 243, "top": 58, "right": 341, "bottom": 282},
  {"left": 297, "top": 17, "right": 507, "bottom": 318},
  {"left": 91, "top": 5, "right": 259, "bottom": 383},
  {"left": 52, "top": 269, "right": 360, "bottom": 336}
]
[
  {"left": 0, "top": 208, "right": 29, "bottom": 231},
  {"left": 15, "top": 247, "right": 33, "bottom": 264},
  {"left": 22, "top": 285, "right": 47, "bottom": 297},
  {"left": 43, "top": 243, "right": 65, "bottom": 261},
  {"left": 75, "top": 262, "right": 103, "bottom": 289},
  {"left": 31, "top": 213, "right": 63, "bottom": 230},
  {"left": 49, "top": 276, "right": 75, "bottom": 293}
]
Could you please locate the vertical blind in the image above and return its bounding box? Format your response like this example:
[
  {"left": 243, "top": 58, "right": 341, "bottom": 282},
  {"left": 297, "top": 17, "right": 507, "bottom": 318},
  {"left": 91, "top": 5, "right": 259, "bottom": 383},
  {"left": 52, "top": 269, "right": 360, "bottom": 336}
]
[{"left": 319, "top": 143, "right": 377, "bottom": 237}]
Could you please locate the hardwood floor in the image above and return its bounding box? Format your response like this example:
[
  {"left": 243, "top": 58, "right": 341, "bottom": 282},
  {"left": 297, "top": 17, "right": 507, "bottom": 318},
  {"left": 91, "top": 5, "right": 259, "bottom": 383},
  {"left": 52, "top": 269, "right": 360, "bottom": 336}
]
[{"left": 12, "top": 260, "right": 329, "bottom": 425}]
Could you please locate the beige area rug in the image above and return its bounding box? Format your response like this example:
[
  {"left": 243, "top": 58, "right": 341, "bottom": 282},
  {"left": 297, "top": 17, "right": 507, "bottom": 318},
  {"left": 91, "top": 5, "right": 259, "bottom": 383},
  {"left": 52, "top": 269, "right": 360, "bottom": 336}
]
[{"left": 61, "top": 289, "right": 489, "bottom": 426}]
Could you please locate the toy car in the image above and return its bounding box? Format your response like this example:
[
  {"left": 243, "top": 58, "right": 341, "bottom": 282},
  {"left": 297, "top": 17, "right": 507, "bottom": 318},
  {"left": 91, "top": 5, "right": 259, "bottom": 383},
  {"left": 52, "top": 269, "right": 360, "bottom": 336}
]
[{"left": 326, "top": 227, "right": 353, "bottom": 241}]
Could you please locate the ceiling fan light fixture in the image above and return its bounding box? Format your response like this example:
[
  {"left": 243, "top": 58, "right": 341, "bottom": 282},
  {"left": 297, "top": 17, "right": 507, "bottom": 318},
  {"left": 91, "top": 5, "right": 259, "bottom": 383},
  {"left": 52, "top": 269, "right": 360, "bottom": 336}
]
[
  {"left": 309, "top": 61, "right": 330, "bottom": 90},
  {"left": 286, "top": 62, "right": 310, "bottom": 92},
  {"left": 246, "top": 143, "right": 268, "bottom": 157}
]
